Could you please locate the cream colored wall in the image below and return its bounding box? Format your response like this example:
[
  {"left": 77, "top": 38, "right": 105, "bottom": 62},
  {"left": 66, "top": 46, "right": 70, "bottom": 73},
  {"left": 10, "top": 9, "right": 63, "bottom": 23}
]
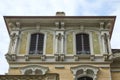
[
  {"left": 111, "top": 72, "right": 120, "bottom": 80},
  {"left": 45, "top": 32, "right": 53, "bottom": 55},
  {"left": 66, "top": 32, "right": 74, "bottom": 54},
  {"left": 8, "top": 64, "right": 74, "bottom": 80},
  {"left": 92, "top": 31, "right": 101, "bottom": 55},
  {"left": 14, "top": 29, "right": 111, "bottom": 80},
  {"left": 66, "top": 31, "right": 102, "bottom": 55},
  {"left": 18, "top": 30, "right": 102, "bottom": 56},
  {"left": 19, "top": 31, "right": 54, "bottom": 55},
  {"left": 8, "top": 64, "right": 112, "bottom": 80},
  {"left": 97, "top": 68, "right": 111, "bottom": 80},
  {"left": 8, "top": 68, "right": 21, "bottom": 75},
  {"left": 48, "top": 64, "right": 74, "bottom": 80},
  {"left": 19, "top": 32, "right": 28, "bottom": 55}
]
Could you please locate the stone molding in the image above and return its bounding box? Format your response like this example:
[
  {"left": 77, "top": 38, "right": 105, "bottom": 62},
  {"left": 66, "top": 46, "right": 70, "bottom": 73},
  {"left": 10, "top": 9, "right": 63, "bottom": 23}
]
[
  {"left": 5, "top": 54, "right": 17, "bottom": 61},
  {"left": 0, "top": 74, "right": 59, "bottom": 80},
  {"left": 74, "top": 54, "right": 95, "bottom": 61},
  {"left": 21, "top": 65, "right": 49, "bottom": 75},
  {"left": 54, "top": 54, "right": 65, "bottom": 61},
  {"left": 113, "top": 53, "right": 120, "bottom": 61},
  {"left": 103, "top": 54, "right": 113, "bottom": 61},
  {"left": 70, "top": 65, "right": 99, "bottom": 80},
  {"left": 6, "top": 54, "right": 114, "bottom": 64},
  {"left": 24, "top": 55, "right": 46, "bottom": 61},
  {"left": 113, "top": 53, "right": 120, "bottom": 58}
]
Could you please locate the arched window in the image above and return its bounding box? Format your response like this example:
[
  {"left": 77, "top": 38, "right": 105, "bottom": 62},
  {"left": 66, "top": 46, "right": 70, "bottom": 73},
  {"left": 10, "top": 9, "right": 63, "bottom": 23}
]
[
  {"left": 24, "top": 69, "right": 32, "bottom": 75},
  {"left": 29, "top": 33, "right": 44, "bottom": 54},
  {"left": 35, "top": 69, "right": 42, "bottom": 75},
  {"left": 76, "top": 33, "right": 90, "bottom": 54},
  {"left": 78, "top": 76, "right": 93, "bottom": 80},
  {"left": 21, "top": 65, "right": 49, "bottom": 75},
  {"left": 71, "top": 65, "right": 99, "bottom": 80}
]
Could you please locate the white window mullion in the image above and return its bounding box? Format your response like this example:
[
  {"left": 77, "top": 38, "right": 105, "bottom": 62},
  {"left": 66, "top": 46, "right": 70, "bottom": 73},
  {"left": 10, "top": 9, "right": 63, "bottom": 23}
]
[
  {"left": 35, "top": 34, "right": 39, "bottom": 54},
  {"left": 81, "top": 34, "right": 84, "bottom": 52}
]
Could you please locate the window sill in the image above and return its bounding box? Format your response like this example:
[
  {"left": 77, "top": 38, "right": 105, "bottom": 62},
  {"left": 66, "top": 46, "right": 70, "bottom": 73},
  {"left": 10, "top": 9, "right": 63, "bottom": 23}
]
[
  {"left": 75, "top": 54, "right": 90, "bottom": 58},
  {"left": 74, "top": 54, "right": 95, "bottom": 61},
  {"left": 25, "top": 54, "right": 45, "bottom": 61}
]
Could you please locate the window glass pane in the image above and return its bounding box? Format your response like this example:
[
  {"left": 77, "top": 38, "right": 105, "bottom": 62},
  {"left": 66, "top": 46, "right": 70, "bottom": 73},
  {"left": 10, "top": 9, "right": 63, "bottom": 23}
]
[
  {"left": 78, "top": 76, "right": 93, "bottom": 80},
  {"left": 37, "top": 34, "right": 44, "bottom": 54},
  {"left": 76, "top": 33, "right": 90, "bottom": 54},
  {"left": 76, "top": 34, "right": 82, "bottom": 54},
  {"left": 29, "top": 34, "right": 37, "bottom": 54},
  {"left": 29, "top": 33, "right": 44, "bottom": 54},
  {"left": 83, "top": 34, "right": 90, "bottom": 54}
]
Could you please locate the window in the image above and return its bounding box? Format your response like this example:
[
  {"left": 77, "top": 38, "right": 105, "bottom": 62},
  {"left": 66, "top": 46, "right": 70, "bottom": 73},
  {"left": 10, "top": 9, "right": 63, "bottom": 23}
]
[
  {"left": 29, "top": 33, "right": 44, "bottom": 54},
  {"left": 78, "top": 76, "right": 93, "bottom": 80},
  {"left": 24, "top": 69, "right": 32, "bottom": 75},
  {"left": 76, "top": 33, "right": 90, "bottom": 54},
  {"left": 71, "top": 65, "right": 99, "bottom": 80},
  {"left": 21, "top": 65, "right": 49, "bottom": 75}
]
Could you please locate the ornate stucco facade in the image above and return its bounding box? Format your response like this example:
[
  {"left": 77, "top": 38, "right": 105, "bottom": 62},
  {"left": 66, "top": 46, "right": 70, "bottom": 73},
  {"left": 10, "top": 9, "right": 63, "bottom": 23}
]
[{"left": 1, "top": 12, "right": 120, "bottom": 80}]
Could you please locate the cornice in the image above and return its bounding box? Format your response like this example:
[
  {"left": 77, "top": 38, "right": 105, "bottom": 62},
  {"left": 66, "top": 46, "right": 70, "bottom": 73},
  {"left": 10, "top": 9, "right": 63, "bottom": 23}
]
[
  {"left": 4, "top": 16, "right": 116, "bottom": 38},
  {"left": 8, "top": 61, "right": 112, "bottom": 64}
]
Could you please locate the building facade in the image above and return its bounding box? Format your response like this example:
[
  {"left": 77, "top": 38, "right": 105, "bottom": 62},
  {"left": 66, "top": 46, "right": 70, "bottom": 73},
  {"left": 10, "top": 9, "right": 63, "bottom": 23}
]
[{"left": 2, "top": 12, "right": 120, "bottom": 80}]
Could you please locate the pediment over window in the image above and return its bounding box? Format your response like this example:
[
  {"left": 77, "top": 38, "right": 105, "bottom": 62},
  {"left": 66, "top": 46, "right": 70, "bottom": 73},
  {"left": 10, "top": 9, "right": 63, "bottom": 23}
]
[
  {"left": 21, "top": 65, "right": 49, "bottom": 75},
  {"left": 70, "top": 65, "right": 99, "bottom": 80}
]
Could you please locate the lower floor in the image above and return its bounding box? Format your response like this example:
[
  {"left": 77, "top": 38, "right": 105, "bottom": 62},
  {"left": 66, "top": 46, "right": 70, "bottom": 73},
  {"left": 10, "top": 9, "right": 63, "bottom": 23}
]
[
  {"left": 7, "top": 63, "right": 120, "bottom": 80},
  {"left": 0, "top": 74, "right": 59, "bottom": 80}
]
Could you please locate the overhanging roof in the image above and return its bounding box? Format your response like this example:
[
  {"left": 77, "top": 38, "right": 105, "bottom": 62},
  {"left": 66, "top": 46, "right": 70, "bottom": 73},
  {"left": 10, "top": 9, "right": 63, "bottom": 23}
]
[{"left": 4, "top": 16, "right": 116, "bottom": 38}]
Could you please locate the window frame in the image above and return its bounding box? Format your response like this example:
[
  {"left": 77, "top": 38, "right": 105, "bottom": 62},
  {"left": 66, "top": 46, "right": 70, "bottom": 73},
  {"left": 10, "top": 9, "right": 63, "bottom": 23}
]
[
  {"left": 74, "top": 31, "right": 93, "bottom": 55},
  {"left": 77, "top": 76, "right": 93, "bottom": 80},
  {"left": 26, "top": 31, "right": 46, "bottom": 55},
  {"left": 21, "top": 65, "right": 49, "bottom": 75},
  {"left": 29, "top": 33, "right": 44, "bottom": 55},
  {"left": 76, "top": 33, "right": 90, "bottom": 54},
  {"left": 71, "top": 65, "right": 99, "bottom": 80}
]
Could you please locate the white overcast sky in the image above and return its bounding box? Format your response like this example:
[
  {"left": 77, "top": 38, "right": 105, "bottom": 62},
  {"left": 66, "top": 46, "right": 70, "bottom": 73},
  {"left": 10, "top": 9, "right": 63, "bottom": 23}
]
[{"left": 0, "top": 0, "right": 120, "bottom": 74}]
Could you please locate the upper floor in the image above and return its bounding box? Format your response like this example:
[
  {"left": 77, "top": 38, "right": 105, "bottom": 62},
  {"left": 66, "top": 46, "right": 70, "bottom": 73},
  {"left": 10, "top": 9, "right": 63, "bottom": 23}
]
[{"left": 4, "top": 12, "right": 116, "bottom": 63}]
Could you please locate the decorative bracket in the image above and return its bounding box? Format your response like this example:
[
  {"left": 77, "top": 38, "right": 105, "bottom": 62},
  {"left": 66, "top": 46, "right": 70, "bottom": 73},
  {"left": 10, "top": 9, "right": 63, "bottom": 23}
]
[
  {"left": 24, "top": 55, "right": 46, "bottom": 61},
  {"left": 54, "top": 54, "right": 65, "bottom": 61},
  {"left": 60, "top": 54, "right": 65, "bottom": 61},
  {"left": 5, "top": 53, "right": 17, "bottom": 61},
  {"left": 71, "top": 65, "right": 99, "bottom": 80},
  {"left": 103, "top": 54, "right": 113, "bottom": 61},
  {"left": 55, "top": 21, "right": 64, "bottom": 29},
  {"left": 21, "top": 65, "right": 49, "bottom": 75},
  {"left": 90, "top": 55, "right": 95, "bottom": 61}
]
